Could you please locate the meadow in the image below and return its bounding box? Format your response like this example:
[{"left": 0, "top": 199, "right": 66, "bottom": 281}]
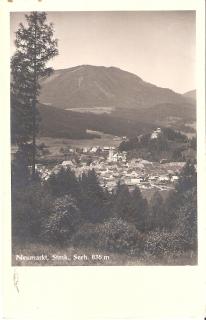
[
  {"left": 12, "top": 242, "right": 197, "bottom": 266},
  {"left": 36, "top": 132, "right": 121, "bottom": 157}
]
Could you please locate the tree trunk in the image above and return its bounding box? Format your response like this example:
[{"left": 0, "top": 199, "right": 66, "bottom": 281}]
[
  {"left": 32, "top": 99, "right": 36, "bottom": 177},
  {"left": 32, "top": 12, "right": 37, "bottom": 178}
]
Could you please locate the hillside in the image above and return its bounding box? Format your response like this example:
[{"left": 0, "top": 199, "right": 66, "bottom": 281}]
[
  {"left": 38, "top": 99, "right": 195, "bottom": 140},
  {"left": 119, "top": 128, "right": 196, "bottom": 162},
  {"left": 113, "top": 102, "right": 195, "bottom": 133},
  {"left": 183, "top": 89, "right": 196, "bottom": 102},
  {"left": 38, "top": 104, "right": 156, "bottom": 139},
  {"left": 39, "top": 65, "right": 192, "bottom": 110}
]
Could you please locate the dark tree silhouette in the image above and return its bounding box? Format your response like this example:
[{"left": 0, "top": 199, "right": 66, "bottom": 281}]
[
  {"left": 78, "top": 169, "right": 110, "bottom": 223},
  {"left": 11, "top": 12, "right": 58, "bottom": 176},
  {"left": 149, "top": 191, "right": 164, "bottom": 230},
  {"left": 112, "top": 184, "right": 148, "bottom": 231},
  {"left": 176, "top": 160, "right": 197, "bottom": 192}
]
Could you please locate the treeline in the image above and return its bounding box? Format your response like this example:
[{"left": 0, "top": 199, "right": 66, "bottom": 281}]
[
  {"left": 119, "top": 127, "right": 196, "bottom": 162},
  {"left": 12, "top": 150, "right": 197, "bottom": 259},
  {"left": 38, "top": 104, "right": 155, "bottom": 140}
]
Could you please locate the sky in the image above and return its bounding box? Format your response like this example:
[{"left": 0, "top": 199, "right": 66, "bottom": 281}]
[{"left": 10, "top": 11, "right": 195, "bottom": 94}]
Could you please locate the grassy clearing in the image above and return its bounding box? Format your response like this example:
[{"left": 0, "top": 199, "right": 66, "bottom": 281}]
[
  {"left": 65, "top": 107, "right": 114, "bottom": 114},
  {"left": 12, "top": 242, "right": 197, "bottom": 266},
  {"left": 36, "top": 133, "right": 121, "bottom": 157}
]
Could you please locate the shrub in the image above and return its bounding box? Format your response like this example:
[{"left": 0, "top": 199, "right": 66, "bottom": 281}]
[
  {"left": 143, "top": 231, "right": 193, "bottom": 258},
  {"left": 72, "top": 218, "right": 142, "bottom": 254},
  {"left": 72, "top": 223, "right": 101, "bottom": 248},
  {"left": 99, "top": 218, "right": 141, "bottom": 254},
  {"left": 42, "top": 194, "right": 81, "bottom": 244}
]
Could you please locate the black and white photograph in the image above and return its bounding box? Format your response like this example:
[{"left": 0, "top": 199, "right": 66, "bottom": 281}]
[{"left": 10, "top": 10, "right": 197, "bottom": 266}]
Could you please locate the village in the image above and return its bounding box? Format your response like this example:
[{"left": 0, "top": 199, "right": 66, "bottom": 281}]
[{"left": 35, "top": 139, "right": 184, "bottom": 193}]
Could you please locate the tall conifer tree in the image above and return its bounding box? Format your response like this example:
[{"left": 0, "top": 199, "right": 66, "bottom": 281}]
[{"left": 11, "top": 12, "right": 58, "bottom": 176}]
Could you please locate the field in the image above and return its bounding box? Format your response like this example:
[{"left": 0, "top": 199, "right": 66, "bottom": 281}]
[
  {"left": 36, "top": 132, "right": 122, "bottom": 157},
  {"left": 66, "top": 107, "right": 114, "bottom": 114},
  {"left": 12, "top": 242, "right": 197, "bottom": 266}
]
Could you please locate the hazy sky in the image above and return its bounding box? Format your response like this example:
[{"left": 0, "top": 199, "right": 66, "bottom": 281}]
[{"left": 10, "top": 11, "right": 195, "bottom": 93}]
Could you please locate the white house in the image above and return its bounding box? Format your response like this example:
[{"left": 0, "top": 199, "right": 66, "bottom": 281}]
[
  {"left": 158, "top": 175, "right": 170, "bottom": 182},
  {"left": 171, "top": 175, "right": 179, "bottom": 182},
  {"left": 151, "top": 128, "right": 162, "bottom": 139},
  {"left": 62, "top": 160, "right": 73, "bottom": 167}
]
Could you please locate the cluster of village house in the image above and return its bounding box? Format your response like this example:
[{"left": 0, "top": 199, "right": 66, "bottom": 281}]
[{"left": 37, "top": 143, "right": 183, "bottom": 193}]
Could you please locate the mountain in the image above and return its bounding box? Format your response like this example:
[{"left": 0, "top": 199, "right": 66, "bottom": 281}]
[
  {"left": 183, "top": 90, "right": 196, "bottom": 103},
  {"left": 183, "top": 89, "right": 196, "bottom": 99},
  {"left": 39, "top": 65, "right": 192, "bottom": 110},
  {"left": 38, "top": 65, "right": 196, "bottom": 138}
]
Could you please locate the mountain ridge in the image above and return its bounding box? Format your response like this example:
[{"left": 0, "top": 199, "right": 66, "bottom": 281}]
[{"left": 39, "top": 65, "right": 193, "bottom": 110}]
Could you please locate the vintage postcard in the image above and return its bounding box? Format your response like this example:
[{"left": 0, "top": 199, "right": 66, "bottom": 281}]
[
  {"left": 10, "top": 8, "right": 199, "bottom": 267},
  {"left": 1, "top": 0, "right": 206, "bottom": 319}
]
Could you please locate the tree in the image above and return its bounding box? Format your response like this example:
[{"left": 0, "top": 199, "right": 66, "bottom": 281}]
[
  {"left": 45, "top": 167, "right": 80, "bottom": 198},
  {"left": 175, "top": 187, "right": 197, "bottom": 251},
  {"left": 11, "top": 148, "right": 30, "bottom": 189},
  {"left": 12, "top": 180, "right": 53, "bottom": 242},
  {"left": 113, "top": 183, "right": 132, "bottom": 219},
  {"left": 176, "top": 160, "right": 197, "bottom": 192},
  {"left": 79, "top": 169, "right": 110, "bottom": 223},
  {"left": 112, "top": 185, "right": 148, "bottom": 231},
  {"left": 130, "top": 187, "right": 149, "bottom": 231},
  {"left": 189, "top": 137, "right": 196, "bottom": 150},
  {"left": 11, "top": 12, "right": 58, "bottom": 176},
  {"left": 149, "top": 191, "right": 164, "bottom": 230},
  {"left": 162, "top": 160, "right": 197, "bottom": 231}
]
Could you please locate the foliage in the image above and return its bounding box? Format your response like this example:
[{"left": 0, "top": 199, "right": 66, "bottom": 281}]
[
  {"left": 45, "top": 167, "right": 81, "bottom": 198},
  {"left": 189, "top": 137, "right": 196, "bottom": 150},
  {"left": 99, "top": 218, "right": 141, "bottom": 253},
  {"left": 162, "top": 127, "right": 188, "bottom": 143},
  {"left": 112, "top": 184, "right": 149, "bottom": 231},
  {"left": 119, "top": 127, "right": 194, "bottom": 162},
  {"left": 162, "top": 189, "right": 182, "bottom": 231},
  {"left": 11, "top": 11, "right": 58, "bottom": 177},
  {"left": 161, "top": 160, "right": 197, "bottom": 231},
  {"left": 72, "top": 218, "right": 141, "bottom": 254},
  {"left": 11, "top": 148, "right": 31, "bottom": 188},
  {"left": 11, "top": 143, "right": 197, "bottom": 261},
  {"left": 42, "top": 195, "right": 81, "bottom": 244},
  {"left": 144, "top": 231, "right": 190, "bottom": 257},
  {"left": 149, "top": 191, "right": 165, "bottom": 230},
  {"left": 144, "top": 186, "right": 197, "bottom": 257},
  {"left": 79, "top": 169, "right": 111, "bottom": 223},
  {"left": 12, "top": 181, "right": 53, "bottom": 241},
  {"left": 112, "top": 183, "right": 131, "bottom": 217},
  {"left": 172, "top": 146, "right": 185, "bottom": 161},
  {"left": 175, "top": 187, "right": 197, "bottom": 250},
  {"left": 38, "top": 103, "right": 155, "bottom": 140},
  {"left": 176, "top": 160, "right": 197, "bottom": 192},
  {"left": 71, "top": 223, "right": 101, "bottom": 248},
  {"left": 11, "top": 12, "right": 58, "bottom": 146}
]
